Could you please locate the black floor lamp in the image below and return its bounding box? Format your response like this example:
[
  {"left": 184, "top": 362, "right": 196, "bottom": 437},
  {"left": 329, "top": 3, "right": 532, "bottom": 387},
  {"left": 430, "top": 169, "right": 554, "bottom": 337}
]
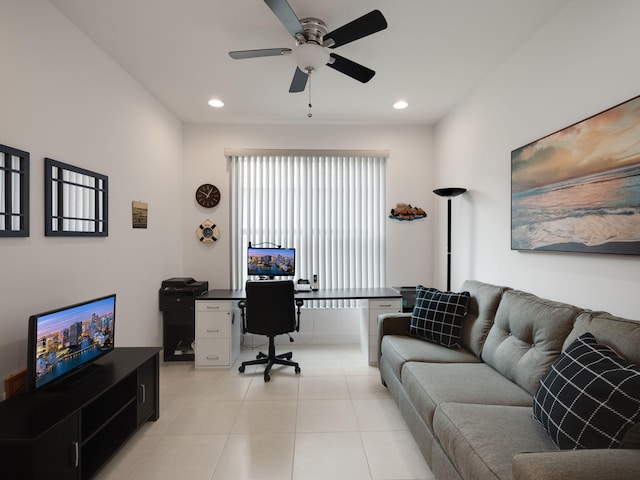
[{"left": 433, "top": 188, "right": 467, "bottom": 291}]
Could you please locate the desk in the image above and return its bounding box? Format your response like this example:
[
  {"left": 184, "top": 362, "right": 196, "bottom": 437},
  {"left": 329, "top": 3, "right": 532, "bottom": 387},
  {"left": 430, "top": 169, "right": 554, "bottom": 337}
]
[{"left": 195, "top": 288, "right": 402, "bottom": 367}]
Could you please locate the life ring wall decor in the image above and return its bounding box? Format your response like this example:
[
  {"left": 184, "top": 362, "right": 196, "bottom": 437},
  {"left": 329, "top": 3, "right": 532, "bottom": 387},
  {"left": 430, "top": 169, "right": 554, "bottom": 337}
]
[{"left": 196, "top": 219, "right": 220, "bottom": 243}]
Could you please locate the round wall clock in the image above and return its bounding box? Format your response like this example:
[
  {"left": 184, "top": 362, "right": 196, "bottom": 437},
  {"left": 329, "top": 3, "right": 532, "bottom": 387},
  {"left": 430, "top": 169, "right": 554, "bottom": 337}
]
[
  {"left": 195, "top": 183, "right": 221, "bottom": 208},
  {"left": 196, "top": 219, "right": 220, "bottom": 243}
]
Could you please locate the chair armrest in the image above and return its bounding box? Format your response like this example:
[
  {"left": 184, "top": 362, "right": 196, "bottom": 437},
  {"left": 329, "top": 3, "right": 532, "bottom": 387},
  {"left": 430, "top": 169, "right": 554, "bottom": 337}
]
[
  {"left": 295, "top": 299, "right": 303, "bottom": 332},
  {"left": 512, "top": 449, "right": 640, "bottom": 480},
  {"left": 377, "top": 312, "right": 412, "bottom": 364},
  {"left": 238, "top": 300, "right": 247, "bottom": 333}
]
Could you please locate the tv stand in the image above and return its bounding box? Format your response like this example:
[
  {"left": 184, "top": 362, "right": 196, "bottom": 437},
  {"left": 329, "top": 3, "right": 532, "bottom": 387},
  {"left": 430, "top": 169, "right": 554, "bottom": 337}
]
[{"left": 0, "top": 347, "right": 160, "bottom": 480}]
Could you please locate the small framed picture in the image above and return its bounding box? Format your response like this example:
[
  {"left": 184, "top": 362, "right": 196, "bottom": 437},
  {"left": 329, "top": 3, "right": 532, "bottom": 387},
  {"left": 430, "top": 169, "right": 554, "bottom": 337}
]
[{"left": 132, "top": 201, "right": 148, "bottom": 229}]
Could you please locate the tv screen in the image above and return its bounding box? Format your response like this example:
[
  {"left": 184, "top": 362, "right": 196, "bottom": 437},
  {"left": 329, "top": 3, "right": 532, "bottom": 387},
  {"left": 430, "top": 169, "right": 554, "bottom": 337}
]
[
  {"left": 247, "top": 247, "right": 295, "bottom": 278},
  {"left": 27, "top": 294, "right": 116, "bottom": 392}
]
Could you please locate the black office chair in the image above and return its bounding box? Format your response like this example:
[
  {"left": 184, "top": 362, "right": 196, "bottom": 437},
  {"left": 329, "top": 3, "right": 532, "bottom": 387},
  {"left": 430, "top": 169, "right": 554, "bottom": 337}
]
[{"left": 238, "top": 280, "right": 303, "bottom": 382}]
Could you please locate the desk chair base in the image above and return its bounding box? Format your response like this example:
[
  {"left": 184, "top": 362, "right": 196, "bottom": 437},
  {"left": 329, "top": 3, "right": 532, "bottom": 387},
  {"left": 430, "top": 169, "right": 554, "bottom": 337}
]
[{"left": 239, "top": 336, "right": 301, "bottom": 382}]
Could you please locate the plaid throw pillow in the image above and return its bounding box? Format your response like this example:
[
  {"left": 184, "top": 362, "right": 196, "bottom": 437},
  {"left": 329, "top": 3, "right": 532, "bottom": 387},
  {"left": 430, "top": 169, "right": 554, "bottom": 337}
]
[
  {"left": 409, "top": 286, "right": 470, "bottom": 348},
  {"left": 533, "top": 332, "right": 640, "bottom": 450}
]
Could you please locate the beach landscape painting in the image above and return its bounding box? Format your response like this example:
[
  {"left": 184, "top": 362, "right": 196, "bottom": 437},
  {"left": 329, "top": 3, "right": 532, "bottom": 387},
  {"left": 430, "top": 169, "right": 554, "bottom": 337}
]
[{"left": 512, "top": 95, "right": 640, "bottom": 255}]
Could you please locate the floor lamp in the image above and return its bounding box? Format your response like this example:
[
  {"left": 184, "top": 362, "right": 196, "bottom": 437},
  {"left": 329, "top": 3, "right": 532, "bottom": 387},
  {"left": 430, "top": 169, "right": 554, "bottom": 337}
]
[{"left": 433, "top": 188, "right": 467, "bottom": 291}]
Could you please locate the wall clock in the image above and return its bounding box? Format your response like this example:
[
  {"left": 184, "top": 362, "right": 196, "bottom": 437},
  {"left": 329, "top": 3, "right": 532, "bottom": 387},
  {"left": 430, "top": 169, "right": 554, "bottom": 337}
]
[
  {"left": 195, "top": 183, "right": 220, "bottom": 208},
  {"left": 196, "top": 219, "right": 220, "bottom": 243}
]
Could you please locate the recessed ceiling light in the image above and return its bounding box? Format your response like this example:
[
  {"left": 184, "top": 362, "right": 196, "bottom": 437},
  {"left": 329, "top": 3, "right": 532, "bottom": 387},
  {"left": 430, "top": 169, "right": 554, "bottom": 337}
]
[
  {"left": 208, "top": 98, "right": 224, "bottom": 108},
  {"left": 393, "top": 100, "right": 408, "bottom": 110}
]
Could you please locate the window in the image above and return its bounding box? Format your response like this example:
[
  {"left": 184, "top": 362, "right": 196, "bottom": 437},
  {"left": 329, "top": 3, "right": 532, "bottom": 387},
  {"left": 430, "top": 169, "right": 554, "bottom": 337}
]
[
  {"left": 0, "top": 144, "right": 29, "bottom": 237},
  {"left": 45, "top": 158, "right": 108, "bottom": 236},
  {"left": 229, "top": 150, "right": 387, "bottom": 303}
]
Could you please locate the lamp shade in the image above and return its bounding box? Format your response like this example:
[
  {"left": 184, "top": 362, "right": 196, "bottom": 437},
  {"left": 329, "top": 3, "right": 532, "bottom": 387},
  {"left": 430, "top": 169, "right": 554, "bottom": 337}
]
[
  {"left": 294, "top": 43, "right": 330, "bottom": 73},
  {"left": 433, "top": 188, "right": 467, "bottom": 197}
]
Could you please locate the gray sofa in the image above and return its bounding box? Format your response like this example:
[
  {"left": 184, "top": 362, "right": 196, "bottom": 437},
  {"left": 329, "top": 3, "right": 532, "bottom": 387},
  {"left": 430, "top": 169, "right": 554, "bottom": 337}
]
[{"left": 378, "top": 280, "right": 640, "bottom": 480}]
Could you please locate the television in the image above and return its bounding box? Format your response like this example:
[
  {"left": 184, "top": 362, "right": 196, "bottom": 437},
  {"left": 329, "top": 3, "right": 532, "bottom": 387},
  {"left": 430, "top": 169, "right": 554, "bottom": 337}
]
[
  {"left": 27, "top": 294, "right": 116, "bottom": 392},
  {"left": 247, "top": 247, "right": 296, "bottom": 278}
]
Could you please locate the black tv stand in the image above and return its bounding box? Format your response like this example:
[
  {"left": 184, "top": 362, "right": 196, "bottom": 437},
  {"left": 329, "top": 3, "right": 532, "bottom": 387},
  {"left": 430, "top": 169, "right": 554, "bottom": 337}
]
[{"left": 0, "top": 347, "right": 160, "bottom": 480}]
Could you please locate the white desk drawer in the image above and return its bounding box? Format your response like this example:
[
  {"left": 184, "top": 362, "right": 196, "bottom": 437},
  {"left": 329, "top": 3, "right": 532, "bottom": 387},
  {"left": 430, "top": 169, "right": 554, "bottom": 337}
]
[
  {"left": 369, "top": 299, "right": 402, "bottom": 310},
  {"left": 195, "top": 339, "right": 230, "bottom": 366},
  {"left": 196, "top": 301, "right": 230, "bottom": 313},
  {"left": 196, "top": 314, "right": 230, "bottom": 338}
]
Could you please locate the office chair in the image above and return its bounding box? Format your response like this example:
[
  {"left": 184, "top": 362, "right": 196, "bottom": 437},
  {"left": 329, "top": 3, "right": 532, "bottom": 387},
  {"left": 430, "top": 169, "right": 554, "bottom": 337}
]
[{"left": 238, "top": 280, "right": 303, "bottom": 382}]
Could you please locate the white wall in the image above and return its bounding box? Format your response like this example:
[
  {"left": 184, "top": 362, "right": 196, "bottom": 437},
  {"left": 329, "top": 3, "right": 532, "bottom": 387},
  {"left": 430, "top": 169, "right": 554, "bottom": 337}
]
[
  {"left": 182, "top": 124, "right": 435, "bottom": 289},
  {"left": 435, "top": 0, "right": 640, "bottom": 318},
  {"left": 182, "top": 124, "right": 434, "bottom": 341},
  {"left": 0, "top": 1, "right": 183, "bottom": 386}
]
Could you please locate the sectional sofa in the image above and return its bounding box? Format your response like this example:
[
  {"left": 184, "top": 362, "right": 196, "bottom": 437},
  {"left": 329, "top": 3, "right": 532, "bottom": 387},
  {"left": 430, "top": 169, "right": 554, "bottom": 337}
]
[{"left": 378, "top": 280, "right": 640, "bottom": 480}]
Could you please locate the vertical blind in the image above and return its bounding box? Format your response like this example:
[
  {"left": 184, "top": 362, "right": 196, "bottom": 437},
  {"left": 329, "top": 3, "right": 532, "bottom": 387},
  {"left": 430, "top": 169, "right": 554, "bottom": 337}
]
[{"left": 229, "top": 152, "right": 387, "bottom": 304}]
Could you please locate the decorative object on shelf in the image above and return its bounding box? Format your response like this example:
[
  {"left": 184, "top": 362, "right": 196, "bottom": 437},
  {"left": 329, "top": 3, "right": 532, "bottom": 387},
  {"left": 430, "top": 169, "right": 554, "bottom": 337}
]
[
  {"left": 512, "top": 94, "right": 640, "bottom": 255},
  {"left": 0, "top": 144, "right": 29, "bottom": 237},
  {"left": 45, "top": 158, "right": 108, "bottom": 237},
  {"left": 132, "top": 201, "right": 148, "bottom": 229},
  {"left": 195, "top": 183, "right": 220, "bottom": 208},
  {"left": 196, "top": 219, "right": 220, "bottom": 243},
  {"left": 433, "top": 188, "right": 467, "bottom": 291},
  {"left": 389, "top": 203, "right": 426, "bottom": 221}
]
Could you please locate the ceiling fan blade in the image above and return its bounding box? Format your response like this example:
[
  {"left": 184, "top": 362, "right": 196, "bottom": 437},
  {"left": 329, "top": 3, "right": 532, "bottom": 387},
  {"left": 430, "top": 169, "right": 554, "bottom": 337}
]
[
  {"left": 229, "top": 48, "right": 292, "bottom": 60},
  {"left": 264, "top": 0, "right": 304, "bottom": 39},
  {"left": 325, "top": 10, "right": 387, "bottom": 49},
  {"left": 289, "top": 67, "right": 309, "bottom": 93},
  {"left": 327, "top": 53, "right": 375, "bottom": 83}
]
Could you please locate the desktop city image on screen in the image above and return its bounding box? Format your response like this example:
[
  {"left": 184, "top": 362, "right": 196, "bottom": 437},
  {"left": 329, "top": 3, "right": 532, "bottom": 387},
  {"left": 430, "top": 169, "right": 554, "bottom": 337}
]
[{"left": 247, "top": 247, "right": 295, "bottom": 278}]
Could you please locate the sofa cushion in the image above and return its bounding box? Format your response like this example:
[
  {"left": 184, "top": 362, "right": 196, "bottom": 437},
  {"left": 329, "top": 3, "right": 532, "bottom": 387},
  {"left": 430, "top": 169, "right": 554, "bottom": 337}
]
[
  {"left": 565, "top": 311, "right": 640, "bottom": 365},
  {"left": 533, "top": 332, "right": 640, "bottom": 450},
  {"left": 402, "top": 362, "right": 533, "bottom": 430},
  {"left": 459, "top": 280, "right": 510, "bottom": 357},
  {"left": 409, "top": 286, "right": 470, "bottom": 348},
  {"left": 482, "top": 290, "right": 580, "bottom": 395},
  {"left": 433, "top": 403, "right": 557, "bottom": 480},
  {"left": 380, "top": 335, "right": 479, "bottom": 382}
]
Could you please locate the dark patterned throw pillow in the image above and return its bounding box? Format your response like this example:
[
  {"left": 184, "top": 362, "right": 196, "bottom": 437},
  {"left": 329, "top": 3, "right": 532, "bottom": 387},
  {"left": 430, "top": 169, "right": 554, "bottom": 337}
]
[
  {"left": 533, "top": 332, "right": 640, "bottom": 450},
  {"left": 409, "top": 286, "right": 470, "bottom": 348}
]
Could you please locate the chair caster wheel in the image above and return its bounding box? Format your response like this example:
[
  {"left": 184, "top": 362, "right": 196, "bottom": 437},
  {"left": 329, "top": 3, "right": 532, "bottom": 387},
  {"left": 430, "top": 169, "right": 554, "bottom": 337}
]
[
  {"left": 295, "top": 367, "right": 301, "bottom": 374},
  {"left": 257, "top": 352, "right": 266, "bottom": 359},
  {"left": 264, "top": 374, "right": 270, "bottom": 382},
  {"left": 239, "top": 365, "right": 245, "bottom": 373}
]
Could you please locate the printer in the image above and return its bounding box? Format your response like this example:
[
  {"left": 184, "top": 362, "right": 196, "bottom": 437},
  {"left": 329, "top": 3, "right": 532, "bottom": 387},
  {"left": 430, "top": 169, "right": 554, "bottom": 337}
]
[{"left": 159, "top": 277, "right": 209, "bottom": 311}]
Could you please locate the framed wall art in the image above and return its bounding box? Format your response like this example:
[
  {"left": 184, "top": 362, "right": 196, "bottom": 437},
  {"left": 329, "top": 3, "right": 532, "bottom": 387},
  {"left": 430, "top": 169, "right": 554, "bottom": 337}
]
[
  {"left": 132, "top": 201, "right": 148, "bottom": 228},
  {"left": 45, "top": 158, "right": 108, "bottom": 236},
  {"left": 511, "top": 94, "right": 640, "bottom": 255},
  {"left": 0, "top": 144, "right": 29, "bottom": 237}
]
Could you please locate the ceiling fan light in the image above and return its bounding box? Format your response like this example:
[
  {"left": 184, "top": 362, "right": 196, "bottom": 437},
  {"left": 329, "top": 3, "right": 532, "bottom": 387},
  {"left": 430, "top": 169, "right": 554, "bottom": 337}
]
[{"left": 293, "top": 43, "right": 330, "bottom": 73}]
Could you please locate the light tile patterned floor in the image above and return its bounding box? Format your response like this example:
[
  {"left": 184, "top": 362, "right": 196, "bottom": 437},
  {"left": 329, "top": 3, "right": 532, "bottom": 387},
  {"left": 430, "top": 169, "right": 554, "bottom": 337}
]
[{"left": 95, "top": 344, "right": 435, "bottom": 480}]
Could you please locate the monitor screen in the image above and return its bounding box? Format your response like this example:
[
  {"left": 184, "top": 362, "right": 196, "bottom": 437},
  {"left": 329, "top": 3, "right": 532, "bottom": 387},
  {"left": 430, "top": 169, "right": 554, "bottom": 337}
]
[
  {"left": 27, "top": 294, "right": 116, "bottom": 392},
  {"left": 247, "top": 247, "right": 295, "bottom": 278}
]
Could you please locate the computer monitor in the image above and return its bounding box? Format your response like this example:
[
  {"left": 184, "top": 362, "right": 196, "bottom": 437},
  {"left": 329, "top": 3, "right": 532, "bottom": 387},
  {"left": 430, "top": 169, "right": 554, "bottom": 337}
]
[{"left": 247, "top": 247, "right": 295, "bottom": 279}]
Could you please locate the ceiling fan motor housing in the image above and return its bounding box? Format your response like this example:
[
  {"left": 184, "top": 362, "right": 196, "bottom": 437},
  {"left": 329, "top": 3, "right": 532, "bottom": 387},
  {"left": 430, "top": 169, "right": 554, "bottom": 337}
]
[{"left": 297, "top": 18, "right": 329, "bottom": 45}]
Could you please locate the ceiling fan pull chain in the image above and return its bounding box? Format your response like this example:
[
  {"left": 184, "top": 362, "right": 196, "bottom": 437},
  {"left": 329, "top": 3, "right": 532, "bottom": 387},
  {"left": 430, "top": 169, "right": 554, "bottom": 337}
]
[{"left": 307, "top": 74, "right": 313, "bottom": 118}]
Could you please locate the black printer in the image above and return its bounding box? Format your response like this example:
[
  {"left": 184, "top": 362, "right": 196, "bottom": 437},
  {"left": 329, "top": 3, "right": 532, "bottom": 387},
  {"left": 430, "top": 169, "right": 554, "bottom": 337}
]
[
  {"left": 159, "top": 277, "right": 209, "bottom": 311},
  {"left": 159, "top": 277, "right": 208, "bottom": 361}
]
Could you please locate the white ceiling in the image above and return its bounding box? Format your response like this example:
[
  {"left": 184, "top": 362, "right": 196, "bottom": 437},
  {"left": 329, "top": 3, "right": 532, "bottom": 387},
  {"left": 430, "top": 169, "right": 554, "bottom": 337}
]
[{"left": 49, "top": 0, "right": 568, "bottom": 125}]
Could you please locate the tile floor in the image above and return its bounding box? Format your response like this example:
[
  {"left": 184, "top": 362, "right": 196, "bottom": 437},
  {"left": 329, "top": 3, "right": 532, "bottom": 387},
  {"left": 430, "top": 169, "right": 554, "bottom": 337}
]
[{"left": 96, "top": 344, "right": 434, "bottom": 480}]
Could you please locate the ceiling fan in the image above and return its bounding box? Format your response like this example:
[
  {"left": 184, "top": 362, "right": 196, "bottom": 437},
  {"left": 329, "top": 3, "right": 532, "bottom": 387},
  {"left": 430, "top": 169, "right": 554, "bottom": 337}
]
[{"left": 229, "top": 0, "right": 388, "bottom": 93}]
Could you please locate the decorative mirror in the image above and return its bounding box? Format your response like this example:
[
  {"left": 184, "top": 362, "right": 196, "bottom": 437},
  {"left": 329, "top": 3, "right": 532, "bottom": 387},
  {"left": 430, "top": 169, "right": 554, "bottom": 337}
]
[
  {"left": 0, "top": 144, "right": 29, "bottom": 237},
  {"left": 45, "top": 158, "right": 108, "bottom": 236}
]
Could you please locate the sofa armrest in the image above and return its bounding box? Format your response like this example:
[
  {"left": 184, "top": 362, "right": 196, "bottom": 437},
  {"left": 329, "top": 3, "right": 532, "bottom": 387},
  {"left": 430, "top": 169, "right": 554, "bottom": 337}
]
[
  {"left": 377, "top": 312, "right": 412, "bottom": 364},
  {"left": 512, "top": 449, "right": 640, "bottom": 480}
]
